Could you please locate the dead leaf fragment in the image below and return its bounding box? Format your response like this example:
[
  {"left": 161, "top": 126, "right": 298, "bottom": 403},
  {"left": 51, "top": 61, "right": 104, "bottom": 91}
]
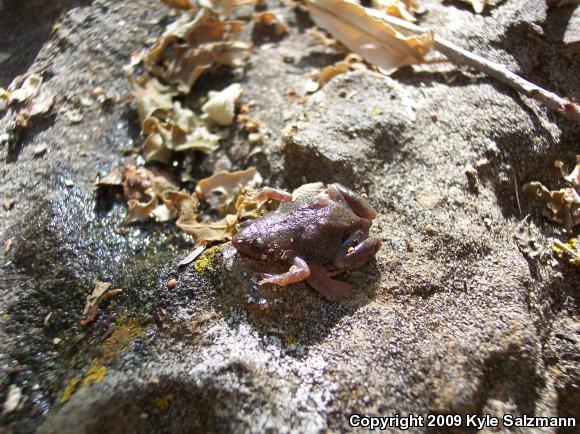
[
  {"left": 253, "top": 12, "right": 288, "bottom": 38},
  {"left": 178, "top": 245, "right": 207, "bottom": 267},
  {"left": 371, "top": 0, "right": 416, "bottom": 22},
  {"left": 81, "top": 281, "right": 122, "bottom": 326},
  {"left": 564, "top": 157, "right": 580, "bottom": 188},
  {"left": 143, "top": 9, "right": 250, "bottom": 94},
  {"left": 195, "top": 167, "right": 263, "bottom": 214},
  {"left": 202, "top": 83, "right": 243, "bottom": 126},
  {"left": 460, "top": 0, "right": 487, "bottom": 14},
  {"left": 523, "top": 182, "right": 580, "bottom": 230},
  {"left": 306, "top": 0, "right": 433, "bottom": 74},
  {"left": 9, "top": 74, "right": 42, "bottom": 104},
  {"left": 162, "top": 0, "right": 197, "bottom": 9},
  {"left": 2, "top": 385, "right": 22, "bottom": 415},
  {"left": 3, "top": 199, "right": 15, "bottom": 211}
]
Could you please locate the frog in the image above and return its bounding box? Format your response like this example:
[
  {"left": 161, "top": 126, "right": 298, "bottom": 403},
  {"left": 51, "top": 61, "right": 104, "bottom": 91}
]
[{"left": 232, "top": 183, "right": 382, "bottom": 301}]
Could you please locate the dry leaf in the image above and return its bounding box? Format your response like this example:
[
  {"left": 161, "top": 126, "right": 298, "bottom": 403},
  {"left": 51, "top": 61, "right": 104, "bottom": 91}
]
[
  {"left": 201, "top": 83, "right": 243, "bottom": 126},
  {"left": 200, "top": 0, "right": 236, "bottom": 15},
  {"left": 306, "top": 0, "right": 433, "bottom": 74},
  {"left": 178, "top": 245, "right": 207, "bottom": 267},
  {"left": 371, "top": 0, "right": 416, "bottom": 22},
  {"left": 81, "top": 282, "right": 122, "bottom": 326},
  {"left": 141, "top": 101, "right": 221, "bottom": 164},
  {"left": 253, "top": 12, "right": 288, "bottom": 38},
  {"left": 9, "top": 74, "right": 43, "bottom": 104},
  {"left": 461, "top": 0, "right": 487, "bottom": 14},
  {"left": 195, "top": 167, "right": 263, "bottom": 214},
  {"left": 15, "top": 92, "right": 55, "bottom": 129},
  {"left": 523, "top": 182, "right": 580, "bottom": 231},
  {"left": 564, "top": 157, "right": 580, "bottom": 188},
  {"left": 2, "top": 385, "right": 22, "bottom": 415},
  {"left": 143, "top": 9, "right": 250, "bottom": 94},
  {"left": 178, "top": 212, "right": 239, "bottom": 245},
  {"left": 176, "top": 197, "right": 237, "bottom": 245},
  {"left": 162, "top": 0, "right": 197, "bottom": 9}
]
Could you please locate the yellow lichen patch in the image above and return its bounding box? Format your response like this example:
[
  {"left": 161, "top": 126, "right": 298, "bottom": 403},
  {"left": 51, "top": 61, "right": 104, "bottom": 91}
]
[
  {"left": 154, "top": 393, "right": 173, "bottom": 410},
  {"left": 80, "top": 360, "right": 108, "bottom": 388},
  {"left": 59, "top": 377, "right": 80, "bottom": 404},
  {"left": 553, "top": 238, "right": 580, "bottom": 266},
  {"left": 101, "top": 317, "right": 143, "bottom": 362},
  {"left": 194, "top": 246, "right": 219, "bottom": 274},
  {"left": 284, "top": 335, "right": 298, "bottom": 346}
]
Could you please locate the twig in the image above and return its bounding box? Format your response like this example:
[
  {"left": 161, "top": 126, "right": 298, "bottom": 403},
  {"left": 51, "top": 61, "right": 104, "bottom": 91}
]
[
  {"left": 553, "top": 239, "right": 580, "bottom": 260},
  {"left": 368, "top": 10, "right": 580, "bottom": 122},
  {"left": 514, "top": 171, "right": 522, "bottom": 216}
]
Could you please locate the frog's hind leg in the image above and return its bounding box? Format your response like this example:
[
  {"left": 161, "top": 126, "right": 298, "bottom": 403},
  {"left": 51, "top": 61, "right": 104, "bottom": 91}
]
[
  {"left": 333, "top": 230, "right": 382, "bottom": 270},
  {"left": 259, "top": 257, "right": 310, "bottom": 286},
  {"left": 328, "top": 183, "right": 376, "bottom": 219},
  {"left": 306, "top": 264, "right": 353, "bottom": 302}
]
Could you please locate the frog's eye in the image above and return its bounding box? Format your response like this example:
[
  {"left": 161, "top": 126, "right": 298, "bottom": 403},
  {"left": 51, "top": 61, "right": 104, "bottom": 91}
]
[{"left": 252, "top": 237, "right": 264, "bottom": 252}]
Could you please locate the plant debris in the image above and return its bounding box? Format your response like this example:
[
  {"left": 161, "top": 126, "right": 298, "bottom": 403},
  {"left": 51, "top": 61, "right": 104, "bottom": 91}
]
[
  {"left": 252, "top": 11, "right": 288, "bottom": 38},
  {"left": 2, "top": 385, "right": 22, "bottom": 415},
  {"left": 81, "top": 281, "right": 123, "bottom": 326},
  {"left": 8, "top": 74, "right": 43, "bottom": 104},
  {"left": 305, "top": 54, "right": 368, "bottom": 92},
  {"left": 460, "top": 0, "right": 488, "bottom": 14},
  {"left": 371, "top": 0, "right": 416, "bottom": 22},
  {"left": 552, "top": 238, "right": 580, "bottom": 266},
  {"left": 178, "top": 245, "right": 207, "bottom": 267},
  {"left": 523, "top": 157, "right": 580, "bottom": 231},
  {"left": 201, "top": 83, "right": 243, "bottom": 126},
  {"left": 306, "top": 0, "right": 433, "bottom": 74}
]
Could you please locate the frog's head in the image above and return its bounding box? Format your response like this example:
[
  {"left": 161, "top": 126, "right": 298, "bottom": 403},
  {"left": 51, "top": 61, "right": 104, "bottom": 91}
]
[{"left": 232, "top": 224, "right": 269, "bottom": 259}]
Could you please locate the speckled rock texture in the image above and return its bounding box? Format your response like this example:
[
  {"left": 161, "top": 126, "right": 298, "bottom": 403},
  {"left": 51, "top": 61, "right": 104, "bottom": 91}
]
[{"left": 0, "top": 0, "right": 578, "bottom": 433}]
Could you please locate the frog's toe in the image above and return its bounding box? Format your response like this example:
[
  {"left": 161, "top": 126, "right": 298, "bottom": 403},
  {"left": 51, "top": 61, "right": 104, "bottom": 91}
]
[{"left": 258, "top": 257, "right": 310, "bottom": 286}]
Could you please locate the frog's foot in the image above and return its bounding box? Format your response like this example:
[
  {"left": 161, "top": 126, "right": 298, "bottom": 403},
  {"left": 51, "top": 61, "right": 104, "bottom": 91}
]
[
  {"left": 333, "top": 231, "right": 382, "bottom": 269},
  {"left": 328, "top": 183, "right": 376, "bottom": 219},
  {"left": 306, "top": 263, "right": 353, "bottom": 302},
  {"left": 252, "top": 187, "right": 293, "bottom": 203},
  {"left": 259, "top": 257, "right": 310, "bottom": 286}
]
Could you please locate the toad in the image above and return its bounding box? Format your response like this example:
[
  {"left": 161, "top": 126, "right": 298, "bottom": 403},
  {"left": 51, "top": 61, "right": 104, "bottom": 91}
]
[{"left": 232, "top": 183, "right": 382, "bottom": 301}]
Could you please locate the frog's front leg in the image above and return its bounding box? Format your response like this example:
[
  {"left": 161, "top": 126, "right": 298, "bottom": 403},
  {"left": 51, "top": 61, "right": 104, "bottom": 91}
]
[
  {"left": 333, "top": 230, "right": 382, "bottom": 270},
  {"left": 328, "top": 183, "right": 376, "bottom": 219},
  {"left": 259, "top": 257, "right": 310, "bottom": 286},
  {"left": 252, "top": 187, "right": 293, "bottom": 203}
]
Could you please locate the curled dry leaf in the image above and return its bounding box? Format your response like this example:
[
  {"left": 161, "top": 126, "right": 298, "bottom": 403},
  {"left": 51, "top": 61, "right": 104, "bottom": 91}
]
[
  {"left": 564, "top": 156, "right": 580, "bottom": 188},
  {"left": 201, "top": 83, "right": 243, "bottom": 126},
  {"left": 141, "top": 101, "right": 221, "bottom": 163},
  {"left": 195, "top": 167, "right": 263, "bottom": 214},
  {"left": 371, "top": 0, "right": 416, "bottom": 22},
  {"left": 143, "top": 8, "right": 250, "bottom": 94},
  {"left": 305, "top": 54, "right": 367, "bottom": 92},
  {"left": 15, "top": 92, "right": 55, "bottom": 129},
  {"left": 306, "top": 0, "right": 433, "bottom": 74},
  {"left": 8, "top": 74, "right": 43, "bottom": 104},
  {"left": 523, "top": 182, "right": 580, "bottom": 231},
  {"left": 252, "top": 11, "right": 288, "bottom": 38},
  {"left": 176, "top": 168, "right": 263, "bottom": 245},
  {"left": 81, "top": 281, "right": 122, "bottom": 326},
  {"left": 97, "top": 165, "right": 192, "bottom": 224}
]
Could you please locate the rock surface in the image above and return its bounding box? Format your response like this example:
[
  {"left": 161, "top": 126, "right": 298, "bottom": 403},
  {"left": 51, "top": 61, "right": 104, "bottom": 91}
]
[{"left": 1, "top": 0, "right": 579, "bottom": 433}]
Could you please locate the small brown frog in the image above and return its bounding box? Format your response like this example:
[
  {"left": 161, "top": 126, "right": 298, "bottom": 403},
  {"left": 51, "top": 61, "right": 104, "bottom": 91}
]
[{"left": 232, "top": 183, "right": 382, "bottom": 301}]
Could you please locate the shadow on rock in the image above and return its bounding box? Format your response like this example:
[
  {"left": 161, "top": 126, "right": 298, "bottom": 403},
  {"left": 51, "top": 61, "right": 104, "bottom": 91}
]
[{"left": 213, "top": 243, "right": 380, "bottom": 353}]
